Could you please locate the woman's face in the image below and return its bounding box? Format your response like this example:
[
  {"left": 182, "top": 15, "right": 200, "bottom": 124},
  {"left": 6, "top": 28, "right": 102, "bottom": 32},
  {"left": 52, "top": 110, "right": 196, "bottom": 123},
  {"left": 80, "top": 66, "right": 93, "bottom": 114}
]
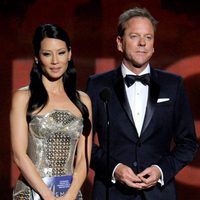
[{"left": 37, "top": 37, "right": 71, "bottom": 80}]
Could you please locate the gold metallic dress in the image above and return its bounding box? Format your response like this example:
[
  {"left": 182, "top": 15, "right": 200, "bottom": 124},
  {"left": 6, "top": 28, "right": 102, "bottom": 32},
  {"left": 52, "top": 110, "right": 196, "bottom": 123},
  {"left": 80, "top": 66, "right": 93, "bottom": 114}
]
[{"left": 13, "top": 110, "right": 83, "bottom": 200}]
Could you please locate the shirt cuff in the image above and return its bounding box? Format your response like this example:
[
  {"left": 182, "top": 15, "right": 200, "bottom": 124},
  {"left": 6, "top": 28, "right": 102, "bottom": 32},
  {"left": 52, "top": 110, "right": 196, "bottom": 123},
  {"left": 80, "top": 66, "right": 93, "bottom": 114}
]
[
  {"left": 111, "top": 163, "right": 122, "bottom": 183},
  {"left": 152, "top": 165, "right": 164, "bottom": 186}
]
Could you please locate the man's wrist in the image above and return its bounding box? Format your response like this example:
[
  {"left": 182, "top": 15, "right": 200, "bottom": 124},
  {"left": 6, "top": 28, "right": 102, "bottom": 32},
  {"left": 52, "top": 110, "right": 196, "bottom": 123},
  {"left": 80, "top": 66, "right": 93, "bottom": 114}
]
[
  {"left": 152, "top": 165, "right": 164, "bottom": 186},
  {"left": 111, "top": 163, "right": 122, "bottom": 183}
]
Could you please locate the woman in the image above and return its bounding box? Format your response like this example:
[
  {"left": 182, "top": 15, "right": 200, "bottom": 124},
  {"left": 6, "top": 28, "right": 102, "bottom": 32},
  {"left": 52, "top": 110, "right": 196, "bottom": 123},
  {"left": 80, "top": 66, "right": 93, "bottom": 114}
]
[{"left": 10, "top": 24, "right": 92, "bottom": 200}]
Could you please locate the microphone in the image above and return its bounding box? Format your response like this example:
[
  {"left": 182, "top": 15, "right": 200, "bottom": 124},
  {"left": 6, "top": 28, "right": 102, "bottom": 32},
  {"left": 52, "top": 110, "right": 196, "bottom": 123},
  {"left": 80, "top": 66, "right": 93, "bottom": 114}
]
[
  {"left": 99, "top": 87, "right": 111, "bottom": 103},
  {"left": 99, "top": 87, "right": 111, "bottom": 200}
]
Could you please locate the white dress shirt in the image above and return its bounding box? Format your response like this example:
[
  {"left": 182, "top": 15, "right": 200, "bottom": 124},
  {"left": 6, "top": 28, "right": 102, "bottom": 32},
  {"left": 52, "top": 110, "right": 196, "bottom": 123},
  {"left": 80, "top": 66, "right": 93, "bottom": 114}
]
[
  {"left": 111, "top": 63, "right": 164, "bottom": 186},
  {"left": 121, "top": 63, "right": 150, "bottom": 136}
]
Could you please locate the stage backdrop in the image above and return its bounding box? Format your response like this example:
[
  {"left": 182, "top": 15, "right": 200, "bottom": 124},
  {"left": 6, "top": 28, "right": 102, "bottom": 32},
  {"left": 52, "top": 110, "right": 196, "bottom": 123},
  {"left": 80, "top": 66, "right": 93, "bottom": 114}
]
[{"left": 0, "top": 0, "right": 199, "bottom": 199}]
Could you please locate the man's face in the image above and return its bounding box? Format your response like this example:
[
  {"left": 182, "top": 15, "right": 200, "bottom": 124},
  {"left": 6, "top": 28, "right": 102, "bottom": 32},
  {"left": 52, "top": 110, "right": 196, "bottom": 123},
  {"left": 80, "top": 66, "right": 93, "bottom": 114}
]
[{"left": 117, "top": 17, "right": 155, "bottom": 73}]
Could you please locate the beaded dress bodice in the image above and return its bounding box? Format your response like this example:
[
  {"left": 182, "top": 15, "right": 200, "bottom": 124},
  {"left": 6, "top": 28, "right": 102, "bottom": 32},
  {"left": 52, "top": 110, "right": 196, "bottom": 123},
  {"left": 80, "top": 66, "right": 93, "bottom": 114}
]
[
  {"left": 28, "top": 109, "right": 83, "bottom": 177},
  {"left": 13, "top": 110, "right": 83, "bottom": 200}
]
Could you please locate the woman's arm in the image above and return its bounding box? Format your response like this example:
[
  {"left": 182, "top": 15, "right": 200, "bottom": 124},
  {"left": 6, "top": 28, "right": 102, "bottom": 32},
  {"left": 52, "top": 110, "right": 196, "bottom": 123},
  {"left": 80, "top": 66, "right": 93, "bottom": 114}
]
[
  {"left": 10, "top": 89, "right": 55, "bottom": 200},
  {"left": 61, "top": 92, "right": 92, "bottom": 200}
]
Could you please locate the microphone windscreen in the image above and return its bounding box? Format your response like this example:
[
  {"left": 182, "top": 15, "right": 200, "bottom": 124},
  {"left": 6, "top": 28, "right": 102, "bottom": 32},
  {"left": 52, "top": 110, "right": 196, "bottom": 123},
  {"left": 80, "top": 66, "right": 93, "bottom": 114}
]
[{"left": 99, "top": 87, "right": 111, "bottom": 103}]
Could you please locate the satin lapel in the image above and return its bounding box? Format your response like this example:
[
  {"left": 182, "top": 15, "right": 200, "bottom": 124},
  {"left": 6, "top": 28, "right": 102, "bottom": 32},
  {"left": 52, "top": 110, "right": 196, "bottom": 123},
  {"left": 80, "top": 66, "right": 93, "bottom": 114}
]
[
  {"left": 113, "top": 69, "right": 135, "bottom": 126},
  {"left": 141, "top": 69, "right": 160, "bottom": 136}
]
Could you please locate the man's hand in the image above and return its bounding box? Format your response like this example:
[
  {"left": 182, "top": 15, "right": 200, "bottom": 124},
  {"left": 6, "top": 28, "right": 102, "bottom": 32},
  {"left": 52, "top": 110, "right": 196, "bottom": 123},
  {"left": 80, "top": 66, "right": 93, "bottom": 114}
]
[
  {"left": 137, "top": 166, "right": 161, "bottom": 189},
  {"left": 114, "top": 163, "right": 143, "bottom": 189}
]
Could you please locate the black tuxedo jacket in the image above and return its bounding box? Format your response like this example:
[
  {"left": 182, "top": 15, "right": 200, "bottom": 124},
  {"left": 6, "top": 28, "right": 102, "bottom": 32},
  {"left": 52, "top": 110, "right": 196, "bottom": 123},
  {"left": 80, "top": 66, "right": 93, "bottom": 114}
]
[{"left": 86, "top": 66, "right": 198, "bottom": 200}]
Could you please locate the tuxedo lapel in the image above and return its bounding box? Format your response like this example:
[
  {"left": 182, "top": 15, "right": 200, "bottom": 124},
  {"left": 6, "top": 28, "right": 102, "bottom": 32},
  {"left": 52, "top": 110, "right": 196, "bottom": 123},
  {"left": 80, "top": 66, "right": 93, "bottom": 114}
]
[
  {"left": 113, "top": 68, "right": 135, "bottom": 126},
  {"left": 141, "top": 69, "right": 160, "bottom": 137},
  {"left": 112, "top": 67, "right": 160, "bottom": 139}
]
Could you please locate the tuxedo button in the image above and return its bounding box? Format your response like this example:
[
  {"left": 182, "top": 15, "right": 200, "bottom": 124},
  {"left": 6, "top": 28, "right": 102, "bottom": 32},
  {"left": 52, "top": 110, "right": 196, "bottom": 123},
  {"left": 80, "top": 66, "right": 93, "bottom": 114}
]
[
  {"left": 138, "top": 142, "right": 141, "bottom": 147},
  {"left": 133, "top": 161, "right": 137, "bottom": 167}
]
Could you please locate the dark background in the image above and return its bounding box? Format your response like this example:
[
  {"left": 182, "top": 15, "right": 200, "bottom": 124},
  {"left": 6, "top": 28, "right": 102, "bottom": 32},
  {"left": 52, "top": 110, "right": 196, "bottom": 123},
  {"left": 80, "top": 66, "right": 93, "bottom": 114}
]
[{"left": 0, "top": 0, "right": 200, "bottom": 199}]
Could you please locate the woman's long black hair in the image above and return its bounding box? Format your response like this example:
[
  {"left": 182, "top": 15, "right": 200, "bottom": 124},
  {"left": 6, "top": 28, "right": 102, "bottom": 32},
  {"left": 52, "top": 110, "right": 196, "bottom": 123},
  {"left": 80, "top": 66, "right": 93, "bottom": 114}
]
[{"left": 27, "top": 24, "right": 89, "bottom": 128}]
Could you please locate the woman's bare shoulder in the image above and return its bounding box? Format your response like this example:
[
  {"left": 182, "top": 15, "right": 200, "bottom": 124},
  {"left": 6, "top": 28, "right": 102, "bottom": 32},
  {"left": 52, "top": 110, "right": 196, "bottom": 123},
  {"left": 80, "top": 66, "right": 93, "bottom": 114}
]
[
  {"left": 11, "top": 86, "right": 30, "bottom": 108},
  {"left": 77, "top": 90, "right": 91, "bottom": 107},
  {"left": 18, "top": 85, "right": 29, "bottom": 91}
]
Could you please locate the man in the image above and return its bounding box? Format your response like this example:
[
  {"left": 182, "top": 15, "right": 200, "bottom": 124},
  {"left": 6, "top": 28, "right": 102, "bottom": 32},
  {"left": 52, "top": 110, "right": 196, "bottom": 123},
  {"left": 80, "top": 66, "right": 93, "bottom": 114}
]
[{"left": 86, "top": 7, "right": 198, "bottom": 200}]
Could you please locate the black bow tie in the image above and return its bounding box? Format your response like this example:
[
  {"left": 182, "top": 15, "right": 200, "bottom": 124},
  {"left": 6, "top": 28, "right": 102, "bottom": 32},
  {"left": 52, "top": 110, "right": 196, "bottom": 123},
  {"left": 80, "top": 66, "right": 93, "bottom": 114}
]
[{"left": 124, "top": 74, "right": 150, "bottom": 87}]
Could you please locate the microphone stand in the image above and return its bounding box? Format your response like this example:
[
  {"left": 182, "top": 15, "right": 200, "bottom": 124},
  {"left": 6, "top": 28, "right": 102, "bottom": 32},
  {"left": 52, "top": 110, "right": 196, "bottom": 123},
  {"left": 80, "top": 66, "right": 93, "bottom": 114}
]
[
  {"left": 99, "top": 88, "right": 111, "bottom": 200},
  {"left": 104, "top": 99, "right": 110, "bottom": 200}
]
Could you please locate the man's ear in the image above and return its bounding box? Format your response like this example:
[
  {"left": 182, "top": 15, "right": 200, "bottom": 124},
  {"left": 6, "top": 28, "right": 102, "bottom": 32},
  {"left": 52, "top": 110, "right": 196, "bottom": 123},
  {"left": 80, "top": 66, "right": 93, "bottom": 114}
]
[{"left": 116, "top": 36, "right": 123, "bottom": 52}]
